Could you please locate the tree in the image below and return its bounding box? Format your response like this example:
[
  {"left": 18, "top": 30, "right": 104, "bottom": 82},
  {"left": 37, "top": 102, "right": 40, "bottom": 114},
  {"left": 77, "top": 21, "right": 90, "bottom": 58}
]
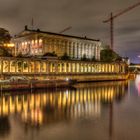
[
  {"left": 100, "top": 49, "right": 122, "bottom": 62},
  {"left": 0, "top": 28, "right": 13, "bottom": 57},
  {"left": 0, "top": 46, "right": 13, "bottom": 57},
  {"left": 61, "top": 53, "right": 70, "bottom": 60},
  {"left": 43, "top": 51, "right": 57, "bottom": 57},
  {"left": 0, "top": 28, "right": 11, "bottom": 46},
  {"left": 91, "top": 56, "right": 97, "bottom": 61},
  {"left": 81, "top": 54, "right": 89, "bottom": 61},
  {"left": 16, "top": 53, "right": 24, "bottom": 58}
]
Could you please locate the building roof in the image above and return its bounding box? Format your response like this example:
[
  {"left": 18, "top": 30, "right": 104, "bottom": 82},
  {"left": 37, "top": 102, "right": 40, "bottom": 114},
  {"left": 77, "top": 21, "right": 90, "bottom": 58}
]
[{"left": 15, "top": 26, "right": 100, "bottom": 42}]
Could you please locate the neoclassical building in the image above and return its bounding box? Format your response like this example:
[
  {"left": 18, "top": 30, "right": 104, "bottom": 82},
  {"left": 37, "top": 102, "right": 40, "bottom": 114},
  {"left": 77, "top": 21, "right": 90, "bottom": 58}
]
[
  {"left": 13, "top": 26, "right": 102, "bottom": 60},
  {"left": 1, "top": 26, "right": 128, "bottom": 82}
]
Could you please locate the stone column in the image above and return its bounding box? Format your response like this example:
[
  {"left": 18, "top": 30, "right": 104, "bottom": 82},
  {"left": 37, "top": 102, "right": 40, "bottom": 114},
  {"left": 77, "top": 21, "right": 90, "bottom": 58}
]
[
  {"left": 77, "top": 63, "right": 79, "bottom": 73},
  {"left": 63, "top": 63, "right": 66, "bottom": 73},
  {"left": 66, "top": 62, "right": 68, "bottom": 73},
  {"left": 8, "top": 60, "right": 10, "bottom": 73},
  {"left": 34, "top": 61, "right": 36, "bottom": 73},
  {"left": 27, "top": 61, "right": 29, "bottom": 73},
  {"left": 120, "top": 65, "right": 122, "bottom": 73},
  {"left": 21, "top": 61, "right": 24, "bottom": 73},
  {"left": 66, "top": 43, "right": 69, "bottom": 56},
  {"left": 68, "top": 42, "right": 71, "bottom": 58},
  {"left": 76, "top": 43, "right": 79, "bottom": 59},
  {"left": 80, "top": 44, "right": 82, "bottom": 59},
  {"left": 67, "top": 63, "right": 70, "bottom": 73},
  {"left": 55, "top": 62, "right": 58, "bottom": 74},
  {"left": 15, "top": 61, "right": 17, "bottom": 73},
  {"left": 1, "top": 60, "right": 3, "bottom": 73},
  {"left": 39, "top": 61, "right": 41, "bottom": 73},
  {"left": 71, "top": 63, "right": 73, "bottom": 73},
  {"left": 107, "top": 64, "right": 109, "bottom": 73},
  {"left": 81, "top": 63, "right": 84, "bottom": 73},
  {"left": 60, "top": 63, "right": 63, "bottom": 73},
  {"left": 75, "top": 63, "right": 77, "bottom": 73},
  {"left": 82, "top": 44, "right": 84, "bottom": 58},
  {"left": 87, "top": 63, "right": 89, "bottom": 73},
  {"left": 74, "top": 43, "right": 77, "bottom": 59},
  {"left": 81, "top": 63, "right": 83, "bottom": 73},
  {"left": 79, "top": 63, "right": 81, "bottom": 73},
  {"left": 46, "top": 62, "right": 49, "bottom": 74},
  {"left": 101, "top": 64, "right": 104, "bottom": 73},
  {"left": 73, "top": 43, "right": 75, "bottom": 59},
  {"left": 105, "top": 64, "right": 107, "bottom": 73}
]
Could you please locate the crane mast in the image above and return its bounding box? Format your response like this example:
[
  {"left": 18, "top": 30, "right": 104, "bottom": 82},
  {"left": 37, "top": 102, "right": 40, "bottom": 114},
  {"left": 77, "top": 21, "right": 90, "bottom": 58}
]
[{"left": 103, "top": 2, "right": 140, "bottom": 50}]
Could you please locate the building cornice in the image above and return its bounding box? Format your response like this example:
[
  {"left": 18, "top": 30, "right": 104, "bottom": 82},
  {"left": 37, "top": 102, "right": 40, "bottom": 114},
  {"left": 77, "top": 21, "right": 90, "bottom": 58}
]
[{"left": 15, "top": 28, "right": 100, "bottom": 42}]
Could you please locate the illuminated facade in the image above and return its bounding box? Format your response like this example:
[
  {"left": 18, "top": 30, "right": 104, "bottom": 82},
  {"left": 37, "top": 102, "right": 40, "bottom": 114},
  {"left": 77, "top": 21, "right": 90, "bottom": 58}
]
[
  {"left": 2, "top": 27, "right": 129, "bottom": 81},
  {"left": 14, "top": 26, "right": 102, "bottom": 60},
  {"left": 0, "top": 57, "right": 128, "bottom": 81}
]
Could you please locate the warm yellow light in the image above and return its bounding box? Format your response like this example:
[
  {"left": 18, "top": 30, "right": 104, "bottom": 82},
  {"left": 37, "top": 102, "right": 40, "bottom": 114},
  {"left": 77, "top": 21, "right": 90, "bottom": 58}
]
[
  {"left": 35, "top": 40, "right": 38, "bottom": 44},
  {"left": 39, "top": 39, "right": 42, "bottom": 43},
  {"left": 9, "top": 43, "right": 14, "bottom": 47},
  {"left": 3, "top": 43, "right": 15, "bottom": 47}
]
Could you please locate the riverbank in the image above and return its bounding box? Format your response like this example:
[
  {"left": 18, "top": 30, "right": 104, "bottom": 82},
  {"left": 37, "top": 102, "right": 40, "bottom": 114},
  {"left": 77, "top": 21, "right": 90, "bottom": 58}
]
[
  {"left": 0, "top": 73, "right": 129, "bottom": 91},
  {"left": 0, "top": 79, "right": 75, "bottom": 91}
]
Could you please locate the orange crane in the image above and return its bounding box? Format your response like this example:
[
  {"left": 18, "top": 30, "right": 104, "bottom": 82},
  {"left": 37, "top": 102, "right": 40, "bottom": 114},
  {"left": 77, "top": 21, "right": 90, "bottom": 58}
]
[
  {"left": 59, "top": 26, "right": 72, "bottom": 34},
  {"left": 103, "top": 2, "right": 140, "bottom": 50}
]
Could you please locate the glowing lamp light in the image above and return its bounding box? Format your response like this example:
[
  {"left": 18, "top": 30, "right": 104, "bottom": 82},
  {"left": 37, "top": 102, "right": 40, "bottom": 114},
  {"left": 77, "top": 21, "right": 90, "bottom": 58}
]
[
  {"left": 8, "top": 43, "right": 15, "bottom": 47},
  {"left": 39, "top": 39, "right": 42, "bottom": 43},
  {"left": 66, "top": 78, "right": 69, "bottom": 81},
  {"left": 4, "top": 43, "right": 15, "bottom": 47}
]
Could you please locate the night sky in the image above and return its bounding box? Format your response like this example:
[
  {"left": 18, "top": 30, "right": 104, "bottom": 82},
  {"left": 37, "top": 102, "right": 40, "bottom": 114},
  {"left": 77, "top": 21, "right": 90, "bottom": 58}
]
[{"left": 1, "top": 0, "right": 140, "bottom": 63}]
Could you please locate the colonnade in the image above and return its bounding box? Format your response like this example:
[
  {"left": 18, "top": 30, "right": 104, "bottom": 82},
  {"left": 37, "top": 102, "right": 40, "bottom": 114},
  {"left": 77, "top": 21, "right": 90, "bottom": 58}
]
[{"left": 0, "top": 57, "right": 127, "bottom": 74}]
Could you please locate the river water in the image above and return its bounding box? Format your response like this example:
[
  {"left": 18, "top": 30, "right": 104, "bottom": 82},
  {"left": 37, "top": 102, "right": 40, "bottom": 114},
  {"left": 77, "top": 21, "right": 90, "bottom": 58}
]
[{"left": 0, "top": 76, "right": 140, "bottom": 140}]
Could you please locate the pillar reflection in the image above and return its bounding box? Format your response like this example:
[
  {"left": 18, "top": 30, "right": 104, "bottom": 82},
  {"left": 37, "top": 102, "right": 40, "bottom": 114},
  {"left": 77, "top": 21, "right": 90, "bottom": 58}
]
[{"left": 0, "top": 81, "right": 128, "bottom": 128}]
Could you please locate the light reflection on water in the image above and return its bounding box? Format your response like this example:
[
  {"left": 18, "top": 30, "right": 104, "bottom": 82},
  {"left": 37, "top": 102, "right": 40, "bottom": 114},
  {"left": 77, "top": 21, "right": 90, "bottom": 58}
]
[
  {"left": 0, "top": 81, "right": 130, "bottom": 140},
  {"left": 135, "top": 75, "right": 140, "bottom": 95}
]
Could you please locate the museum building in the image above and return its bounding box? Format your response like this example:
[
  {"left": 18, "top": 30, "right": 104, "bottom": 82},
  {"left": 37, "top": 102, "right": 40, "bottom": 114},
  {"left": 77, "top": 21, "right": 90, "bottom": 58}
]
[{"left": 13, "top": 26, "right": 102, "bottom": 60}]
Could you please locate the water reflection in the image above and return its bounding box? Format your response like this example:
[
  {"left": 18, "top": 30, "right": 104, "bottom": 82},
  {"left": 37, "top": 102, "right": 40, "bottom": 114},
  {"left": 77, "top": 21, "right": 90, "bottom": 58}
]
[
  {"left": 0, "top": 116, "right": 10, "bottom": 137},
  {"left": 0, "top": 81, "right": 128, "bottom": 139},
  {"left": 135, "top": 74, "right": 140, "bottom": 95}
]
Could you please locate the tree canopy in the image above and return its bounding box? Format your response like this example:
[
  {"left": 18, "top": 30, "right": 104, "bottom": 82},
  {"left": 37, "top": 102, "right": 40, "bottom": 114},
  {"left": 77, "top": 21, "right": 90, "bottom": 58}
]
[
  {"left": 100, "top": 49, "right": 122, "bottom": 62},
  {"left": 43, "top": 52, "right": 57, "bottom": 57},
  {"left": 0, "top": 28, "right": 11, "bottom": 45},
  {"left": 0, "top": 28, "right": 12, "bottom": 57},
  {"left": 0, "top": 46, "right": 13, "bottom": 57},
  {"left": 61, "top": 53, "right": 70, "bottom": 60}
]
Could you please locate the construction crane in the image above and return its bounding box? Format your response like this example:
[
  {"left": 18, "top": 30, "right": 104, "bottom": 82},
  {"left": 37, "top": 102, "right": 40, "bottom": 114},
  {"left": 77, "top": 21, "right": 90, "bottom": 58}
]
[
  {"left": 59, "top": 26, "right": 72, "bottom": 34},
  {"left": 103, "top": 2, "right": 140, "bottom": 50}
]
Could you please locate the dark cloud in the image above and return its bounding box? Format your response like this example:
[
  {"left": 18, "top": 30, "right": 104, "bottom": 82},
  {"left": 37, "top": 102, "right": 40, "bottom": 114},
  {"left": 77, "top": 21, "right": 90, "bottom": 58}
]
[{"left": 0, "top": 0, "right": 140, "bottom": 62}]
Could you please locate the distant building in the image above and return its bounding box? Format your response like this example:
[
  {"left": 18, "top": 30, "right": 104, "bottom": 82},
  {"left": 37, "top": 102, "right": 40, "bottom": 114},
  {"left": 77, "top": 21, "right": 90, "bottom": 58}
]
[
  {"left": 122, "top": 57, "right": 130, "bottom": 65},
  {"left": 13, "top": 26, "right": 102, "bottom": 60}
]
